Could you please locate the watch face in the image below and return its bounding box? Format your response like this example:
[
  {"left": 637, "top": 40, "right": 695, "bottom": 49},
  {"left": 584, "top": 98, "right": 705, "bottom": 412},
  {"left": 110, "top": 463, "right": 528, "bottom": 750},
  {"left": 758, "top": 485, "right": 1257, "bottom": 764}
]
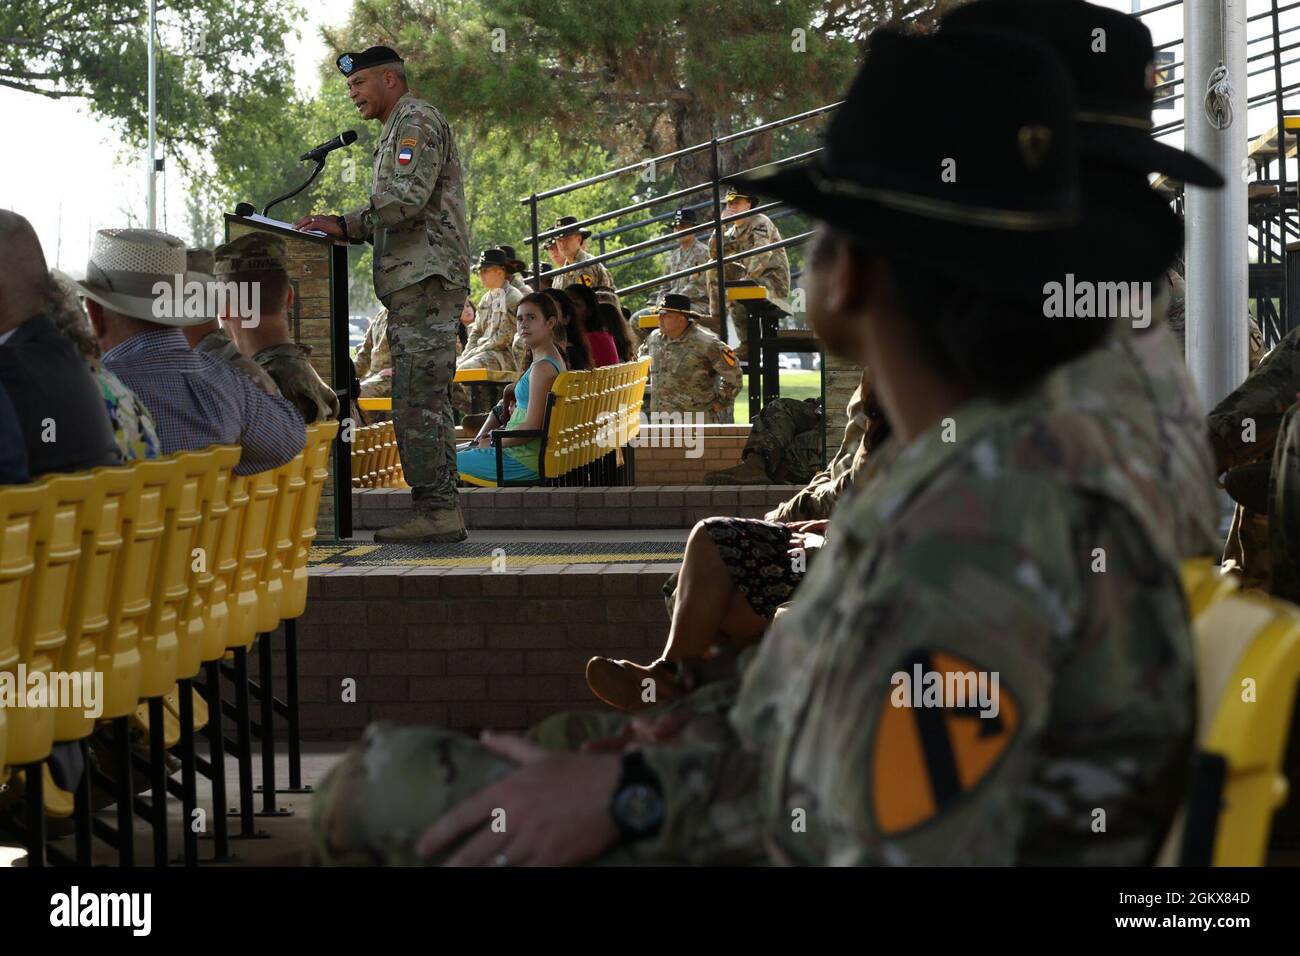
[{"left": 615, "top": 783, "right": 665, "bottom": 835}]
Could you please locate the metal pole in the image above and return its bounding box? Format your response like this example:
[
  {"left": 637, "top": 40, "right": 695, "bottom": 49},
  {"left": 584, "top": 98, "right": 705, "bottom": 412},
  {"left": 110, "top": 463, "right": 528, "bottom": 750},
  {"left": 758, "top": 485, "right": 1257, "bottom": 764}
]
[
  {"left": 146, "top": 0, "right": 157, "bottom": 229},
  {"left": 530, "top": 195, "right": 541, "bottom": 291},
  {"left": 1272, "top": 0, "right": 1291, "bottom": 338},
  {"left": 1185, "top": 0, "right": 1249, "bottom": 412}
]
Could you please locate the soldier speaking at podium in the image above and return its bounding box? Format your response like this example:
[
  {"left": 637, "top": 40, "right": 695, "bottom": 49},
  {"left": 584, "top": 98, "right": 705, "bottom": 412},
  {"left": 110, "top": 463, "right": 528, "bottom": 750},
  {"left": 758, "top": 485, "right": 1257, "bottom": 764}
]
[{"left": 296, "top": 45, "right": 471, "bottom": 543}]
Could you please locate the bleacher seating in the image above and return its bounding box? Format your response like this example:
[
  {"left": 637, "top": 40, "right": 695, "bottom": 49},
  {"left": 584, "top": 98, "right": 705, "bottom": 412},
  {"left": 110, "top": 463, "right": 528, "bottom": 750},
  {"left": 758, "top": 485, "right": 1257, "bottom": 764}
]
[
  {"left": 0, "top": 420, "right": 339, "bottom": 867},
  {"left": 462, "top": 357, "right": 650, "bottom": 487},
  {"left": 350, "top": 421, "right": 405, "bottom": 489}
]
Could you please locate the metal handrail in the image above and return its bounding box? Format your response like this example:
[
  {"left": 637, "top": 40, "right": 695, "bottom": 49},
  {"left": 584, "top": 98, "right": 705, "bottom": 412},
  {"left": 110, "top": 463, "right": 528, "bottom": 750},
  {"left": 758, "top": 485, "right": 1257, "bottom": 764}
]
[{"left": 615, "top": 231, "right": 815, "bottom": 299}]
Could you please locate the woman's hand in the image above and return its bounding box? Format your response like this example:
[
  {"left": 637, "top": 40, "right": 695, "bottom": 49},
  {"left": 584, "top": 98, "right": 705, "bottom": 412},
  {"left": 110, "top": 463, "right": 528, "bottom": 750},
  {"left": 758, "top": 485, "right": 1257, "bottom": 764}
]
[
  {"left": 787, "top": 531, "right": 825, "bottom": 556},
  {"left": 416, "top": 732, "right": 622, "bottom": 867}
]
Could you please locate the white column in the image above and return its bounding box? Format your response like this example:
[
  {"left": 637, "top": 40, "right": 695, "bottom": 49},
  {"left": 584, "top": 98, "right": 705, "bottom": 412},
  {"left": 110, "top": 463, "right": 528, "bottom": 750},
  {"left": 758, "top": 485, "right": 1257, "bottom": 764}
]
[{"left": 1183, "top": 0, "right": 1249, "bottom": 411}]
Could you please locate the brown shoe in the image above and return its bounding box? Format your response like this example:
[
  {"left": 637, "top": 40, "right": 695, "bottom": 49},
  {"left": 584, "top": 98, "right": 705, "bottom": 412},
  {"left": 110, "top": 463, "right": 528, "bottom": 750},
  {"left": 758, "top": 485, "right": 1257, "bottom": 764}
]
[
  {"left": 374, "top": 507, "right": 468, "bottom": 543},
  {"left": 705, "top": 454, "right": 771, "bottom": 485},
  {"left": 586, "top": 658, "right": 679, "bottom": 712}
]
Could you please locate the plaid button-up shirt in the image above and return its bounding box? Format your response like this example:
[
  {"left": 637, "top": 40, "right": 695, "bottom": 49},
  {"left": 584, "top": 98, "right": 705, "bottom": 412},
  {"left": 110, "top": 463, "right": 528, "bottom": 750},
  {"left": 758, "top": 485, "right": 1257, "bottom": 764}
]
[{"left": 103, "top": 329, "right": 305, "bottom": 475}]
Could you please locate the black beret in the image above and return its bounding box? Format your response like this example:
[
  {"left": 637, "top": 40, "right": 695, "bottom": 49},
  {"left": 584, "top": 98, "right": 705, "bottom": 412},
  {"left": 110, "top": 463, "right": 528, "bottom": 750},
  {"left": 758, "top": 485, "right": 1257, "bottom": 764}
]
[{"left": 337, "top": 46, "right": 403, "bottom": 77}]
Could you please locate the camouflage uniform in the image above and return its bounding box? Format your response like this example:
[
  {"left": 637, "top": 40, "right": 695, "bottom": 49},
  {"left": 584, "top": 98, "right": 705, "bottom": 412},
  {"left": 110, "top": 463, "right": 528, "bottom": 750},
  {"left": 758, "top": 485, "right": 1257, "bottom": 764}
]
[
  {"left": 509, "top": 274, "right": 531, "bottom": 296},
  {"left": 1209, "top": 323, "right": 1300, "bottom": 591},
  {"left": 662, "top": 238, "right": 714, "bottom": 335},
  {"left": 767, "top": 370, "right": 880, "bottom": 523},
  {"left": 460, "top": 285, "right": 523, "bottom": 372},
  {"left": 194, "top": 328, "right": 280, "bottom": 396},
  {"left": 638, "top": 319, "right": 743, "bottom": 424},
  {"left": 705, "top": 213, "right": 790, "bottom": 351},
  {"left": 253, "top": 342, "right": 340, "bottom": 425},
  {"left": 555, "top": 247, "right": 615, "bottom": 295},
  {"left": 355, "top": 308, "right": 392, "bottom": 399},
  {"left": 734, "top": 397, "right": 824, "bottom": 485},
  {"left": 343, "top": 90, "right": 470, "bottom": 514},
  {"left": 1268, "top": 404, "right": 1300, "bottom": 604}
]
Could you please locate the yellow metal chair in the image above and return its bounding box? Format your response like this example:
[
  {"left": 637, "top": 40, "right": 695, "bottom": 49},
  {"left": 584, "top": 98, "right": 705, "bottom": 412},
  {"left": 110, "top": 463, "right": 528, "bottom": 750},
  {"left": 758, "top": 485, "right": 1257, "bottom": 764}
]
[{"left": 1174, "top": 591, "right": 1300, "bottom": 865}]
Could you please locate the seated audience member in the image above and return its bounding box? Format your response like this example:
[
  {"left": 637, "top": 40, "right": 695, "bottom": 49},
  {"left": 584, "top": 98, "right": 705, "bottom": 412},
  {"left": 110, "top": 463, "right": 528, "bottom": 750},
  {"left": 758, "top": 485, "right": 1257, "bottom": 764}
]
[
  {"left": 631, "top": 208, "right": 714, "bottom": 337},
  {"left": 540, "top": 287, "right": 592, "bottom": 371},
  {"left": 457, "top": 293, "right": 566, "bottom": 485},
  {"left": 0, "top": 383, "right": 28, "bottom": 484},
  {"left": 595, "top": 290, "right": 639, "bottom": 362},
  {"left": 498, "top": 244, "right": 532, "bottom": 295},
  {"left": 312, "top": 26, "right": 1196, "bottom": 868},
  {"left": 48, "top": 269, "right": 162, "bottom": 461},
  {"left": 564, "top": 283, "right": 619, "bottom": 367},
  {"left": 549, "top": 216, "right": 616, "bottom": 297},
  {"left": 356, "top": 306, "right": 394, "bottom": 398},
  {"left": 214, "top": 234, "right": 340, "bottom": 424},
  {"left": 180, "top": 248, "right": 281, "bottom": 396},
  {"left": 637, "top": 293, "right": 741, "bottom": 424},
  {"left": 461, "top": 248, "right": 524, "bottom": 372},
  {"left": 77, "top": 228, "right": 305, "bottom": 473},
  {"left": 0, "top": 211, "right": 121, "bottom": 474},
  {"left": 456, "top": 301, "right": 471, "bottom": 355}
]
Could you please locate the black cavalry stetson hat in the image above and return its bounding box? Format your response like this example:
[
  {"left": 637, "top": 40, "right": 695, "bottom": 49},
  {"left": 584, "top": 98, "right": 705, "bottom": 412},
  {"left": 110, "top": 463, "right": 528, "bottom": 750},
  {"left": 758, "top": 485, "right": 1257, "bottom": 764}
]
[
  {"left": 649, "top": 292, "right": 708, "bottom": 319},
  {"left": 476, "top": 248, "right": 510, "bottom": 270},
  {"left": 943, "top": 0, "right": 1223, "bottom": 187},
  {"left": 497, "top": 244, "right": 527, "bottom": 272},
  {"left": 731, "top": 27, "right": 1083, "bottom": 300},
  {"left": 672, "top": 208, "right": 699, "bottom": 226},
  {"left": 554, "top": 216, "right": 591, "bottom": 240},
  {"left": 337, "top": 46, "right": 403, "bottom": 77}
]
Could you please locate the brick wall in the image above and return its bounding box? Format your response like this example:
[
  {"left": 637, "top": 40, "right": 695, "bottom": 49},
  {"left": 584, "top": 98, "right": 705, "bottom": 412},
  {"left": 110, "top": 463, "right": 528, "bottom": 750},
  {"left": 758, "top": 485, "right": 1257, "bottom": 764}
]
[
  {"left": 634, "top": 424, "right": 750, "bottom": 484},
  {"left": 254, "top": 568, "right": 673, "bottom": 740}
]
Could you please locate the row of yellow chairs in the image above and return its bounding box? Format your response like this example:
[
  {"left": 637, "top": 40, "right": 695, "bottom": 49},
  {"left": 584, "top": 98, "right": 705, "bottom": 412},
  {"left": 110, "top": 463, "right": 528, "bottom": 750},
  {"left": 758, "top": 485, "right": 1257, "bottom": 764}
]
[
  {"left": 351, "top": 421, "right": 405, "bottom": 489},
  {"left": 0, "top": 420, "right": 338, "bottom": 866},
  {"left": 1166, "top": 558, "right": 1300, "bottom": 865},
  {"left": 464, "top": 358, "right": 650, "bottom": 487}
]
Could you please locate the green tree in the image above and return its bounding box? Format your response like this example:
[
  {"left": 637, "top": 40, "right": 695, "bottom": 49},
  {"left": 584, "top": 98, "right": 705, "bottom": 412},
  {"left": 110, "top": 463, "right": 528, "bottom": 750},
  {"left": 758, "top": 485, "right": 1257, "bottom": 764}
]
[{"left": 1, "top": 0, "right": 301, "bottom": 154}]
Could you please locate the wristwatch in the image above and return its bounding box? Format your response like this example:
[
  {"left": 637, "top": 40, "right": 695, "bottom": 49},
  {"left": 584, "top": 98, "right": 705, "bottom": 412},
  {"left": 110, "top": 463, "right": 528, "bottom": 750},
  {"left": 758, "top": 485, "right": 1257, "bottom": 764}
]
[{"left": 609, "top": 751, "right": 666, "bottom": 844}]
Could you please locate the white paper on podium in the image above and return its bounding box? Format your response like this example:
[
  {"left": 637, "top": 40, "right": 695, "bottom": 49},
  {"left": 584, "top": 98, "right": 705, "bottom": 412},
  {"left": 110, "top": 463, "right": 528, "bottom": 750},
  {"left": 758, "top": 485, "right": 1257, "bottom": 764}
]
[{"left": 243, "top": 212, "right": 327, "bottom": 237}]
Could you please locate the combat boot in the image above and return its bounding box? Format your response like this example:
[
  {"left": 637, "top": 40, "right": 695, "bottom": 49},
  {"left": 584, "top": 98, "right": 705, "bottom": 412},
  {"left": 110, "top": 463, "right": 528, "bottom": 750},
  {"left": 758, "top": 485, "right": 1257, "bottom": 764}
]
[
  {"left": 705, "top": 453, "right": 772, "bottom": 485},
  {"left": 374, "top": 506, "right": 468, "bottom": 543}
]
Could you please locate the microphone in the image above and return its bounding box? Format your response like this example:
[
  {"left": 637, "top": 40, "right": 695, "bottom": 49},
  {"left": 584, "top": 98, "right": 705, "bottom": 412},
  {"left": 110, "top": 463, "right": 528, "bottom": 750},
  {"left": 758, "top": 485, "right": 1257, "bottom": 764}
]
[
  {"left": 234, "top": 202, "right": 256, "bottom": 217},
  {"left": 300, "top": 130, "right": 358, "bottom": 163}
]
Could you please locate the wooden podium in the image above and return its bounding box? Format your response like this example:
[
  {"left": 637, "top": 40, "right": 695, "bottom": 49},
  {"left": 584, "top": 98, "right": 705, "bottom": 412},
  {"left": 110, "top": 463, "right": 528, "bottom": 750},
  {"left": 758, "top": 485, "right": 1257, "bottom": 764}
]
[{"left": 223, "top": 213, "right": 353, "bottom": 539}]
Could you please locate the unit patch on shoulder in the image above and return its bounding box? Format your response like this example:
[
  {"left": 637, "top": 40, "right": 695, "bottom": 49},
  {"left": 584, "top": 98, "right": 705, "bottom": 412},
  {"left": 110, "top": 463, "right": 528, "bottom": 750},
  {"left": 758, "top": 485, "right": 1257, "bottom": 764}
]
[
  {"left": 720, "top": 345, "right": 737, "bottom": 367},
  {"left": 870, "top": 649, "right": 1020, "bottom": 836}
]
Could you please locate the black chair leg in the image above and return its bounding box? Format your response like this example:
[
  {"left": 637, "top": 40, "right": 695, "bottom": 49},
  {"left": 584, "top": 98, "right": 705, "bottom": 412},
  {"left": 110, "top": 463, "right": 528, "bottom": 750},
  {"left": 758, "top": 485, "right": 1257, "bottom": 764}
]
[
  {"left": 231, "top": 646, "right": 259, "bottom": 838},
  {"left": 258, "top": 634, "right": 278, "bottom": 814},
  {"left": 112, "top": 715, "right": 134, "bottom": 867},
  {"left": 74, "top": 738, "right": 92, "bottom": 866},
  {"left": 284, "top": 619, "right": 307, "bottom": 792},
  {"left": 178, "top": 678, "right": 198, "bottom": 867},
  {"left": 202, "top": 660, "right": 231, "bottom": 861},
  {"left": 22, "top": 761, "right": 46, "bottom": 868},
  {"left": 147, "top": 697, "right": 168, "bottom": 867}
]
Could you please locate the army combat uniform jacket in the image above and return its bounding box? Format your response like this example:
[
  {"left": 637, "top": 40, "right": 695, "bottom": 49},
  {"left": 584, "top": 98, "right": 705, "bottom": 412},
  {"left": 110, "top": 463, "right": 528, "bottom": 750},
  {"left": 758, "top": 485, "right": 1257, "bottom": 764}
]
[
  {"left": 355, "top": 308, "right": 391, "bottom": 380},
  {"left": 460, "top": 284, "right": 523, "bottom": 372},
  {"left": 194, "top": 329, "right": 280, "bottom": 396},
  {"left": 630, "top": 346, "right": 1194, "bottom": 866},
  {"left": 664, "top": 238, "right": 711, "bottom": 313},
  {"left": 706, "top": 213, "right": 790, "bottom": 307},
  {"left": 254, "top": 342, "right": 340, "bottom": 425},
  {"left": 555, "top": 247, "right": 615, "bottom": 294},
  {"left": 638, "top": 321, "right": 742, "bottom": 423},
  {"left": 343, "top": 92, "right": 470, "bottom": 300}
]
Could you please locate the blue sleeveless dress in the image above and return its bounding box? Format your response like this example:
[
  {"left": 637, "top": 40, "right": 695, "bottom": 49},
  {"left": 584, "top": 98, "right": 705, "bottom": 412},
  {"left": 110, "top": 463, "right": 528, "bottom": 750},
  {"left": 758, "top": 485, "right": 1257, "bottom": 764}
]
[{"left": 457, "top": 355, "right": 564, "bottom": 485}]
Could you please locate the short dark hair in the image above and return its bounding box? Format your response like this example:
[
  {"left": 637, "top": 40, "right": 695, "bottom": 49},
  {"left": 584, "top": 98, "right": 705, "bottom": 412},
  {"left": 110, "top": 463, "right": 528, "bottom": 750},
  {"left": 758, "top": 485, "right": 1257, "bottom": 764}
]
[{"left": 223, "top": 269, "right": 291, "bottom": 317}]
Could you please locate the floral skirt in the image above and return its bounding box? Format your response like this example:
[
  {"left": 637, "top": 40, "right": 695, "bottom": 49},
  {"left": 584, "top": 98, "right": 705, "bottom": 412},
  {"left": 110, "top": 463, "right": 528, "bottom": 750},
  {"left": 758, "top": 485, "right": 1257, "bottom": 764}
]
[{"left": 700, "top": 517, "right": 804, "bottom": 619}]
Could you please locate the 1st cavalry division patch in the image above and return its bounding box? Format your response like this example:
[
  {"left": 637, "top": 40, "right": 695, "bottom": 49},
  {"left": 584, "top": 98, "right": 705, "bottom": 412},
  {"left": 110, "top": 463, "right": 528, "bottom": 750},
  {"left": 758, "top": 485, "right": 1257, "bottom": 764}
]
[{"left": 870, "top": 649, "right": 1020, "bottom": 834}]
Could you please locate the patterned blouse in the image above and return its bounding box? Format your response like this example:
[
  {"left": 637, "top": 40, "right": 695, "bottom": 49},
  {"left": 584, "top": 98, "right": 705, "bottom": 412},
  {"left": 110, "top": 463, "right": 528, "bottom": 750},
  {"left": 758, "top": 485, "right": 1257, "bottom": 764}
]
[{"left": 89, "top": 359, "right": 162, "bottom": 461}]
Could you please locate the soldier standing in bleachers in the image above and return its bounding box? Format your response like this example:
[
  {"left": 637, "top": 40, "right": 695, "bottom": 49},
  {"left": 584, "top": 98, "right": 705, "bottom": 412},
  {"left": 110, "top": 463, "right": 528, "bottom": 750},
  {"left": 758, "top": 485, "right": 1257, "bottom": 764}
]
[
  {"left": 705, "top": 187, "right": 790, "bottom": 359},
  {"left": 638, "top": 292, "right": 742, "bottom": 425},
  {"left": 550, "top": 215, "right": 616, "bottom": 294},
  {"left": 295, "top": 44, "right": 470, "bottom": 543},
  {"left": 631, "top": 207, "right": 714, "bottom": 339}
]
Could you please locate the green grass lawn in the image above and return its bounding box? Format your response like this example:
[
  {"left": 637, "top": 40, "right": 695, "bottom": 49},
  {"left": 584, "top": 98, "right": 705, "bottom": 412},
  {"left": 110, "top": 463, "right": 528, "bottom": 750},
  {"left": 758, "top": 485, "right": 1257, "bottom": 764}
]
[{"left": 733, "top": 369, "right": 821, "bottom": 423}]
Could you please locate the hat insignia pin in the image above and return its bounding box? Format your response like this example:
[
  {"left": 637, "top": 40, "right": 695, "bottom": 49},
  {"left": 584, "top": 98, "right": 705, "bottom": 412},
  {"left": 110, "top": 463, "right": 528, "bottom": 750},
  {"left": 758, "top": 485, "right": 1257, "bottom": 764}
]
[
  {"left": 1017, "top": 125, "right": 1052, "bottom": 170},
  {"left": 340, "top": 54, "right": 354, "bottom": 74}
]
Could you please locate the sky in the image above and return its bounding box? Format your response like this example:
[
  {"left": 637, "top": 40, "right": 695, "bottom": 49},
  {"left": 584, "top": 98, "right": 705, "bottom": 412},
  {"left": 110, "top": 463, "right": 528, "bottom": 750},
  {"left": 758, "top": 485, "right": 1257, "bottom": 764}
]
[{"left": 2, "top": 0, "right": 1297, "bottom": 279}]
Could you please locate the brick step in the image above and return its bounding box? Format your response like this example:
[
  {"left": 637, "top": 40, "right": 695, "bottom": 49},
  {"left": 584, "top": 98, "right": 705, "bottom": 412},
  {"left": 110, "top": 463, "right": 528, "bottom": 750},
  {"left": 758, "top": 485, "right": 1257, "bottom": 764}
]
[
  {"left": 261, "top": 565, "right": 676, "bottom": 741},
  {"left": 353, "top": 485, "right": 799, "bottom": 530}
]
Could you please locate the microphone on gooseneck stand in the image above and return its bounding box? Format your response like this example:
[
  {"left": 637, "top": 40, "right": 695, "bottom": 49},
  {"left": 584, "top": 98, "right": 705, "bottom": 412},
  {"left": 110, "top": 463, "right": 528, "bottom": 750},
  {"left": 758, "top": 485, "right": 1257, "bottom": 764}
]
[
  {"left": 299, "top": 130, "right": 359, "bottom": 163},
  {"left": 234, "top": 202, "right": 256, "bottom": 217}
]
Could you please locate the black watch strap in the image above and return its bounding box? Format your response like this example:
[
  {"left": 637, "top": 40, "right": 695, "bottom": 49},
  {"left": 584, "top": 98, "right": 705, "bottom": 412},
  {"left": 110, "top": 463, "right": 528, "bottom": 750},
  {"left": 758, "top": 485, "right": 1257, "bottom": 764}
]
[
  {"left": 610, "top": 751, "right": 665, "bottom": 844},
  {"left": 335, "top": 215, "right": 350, "bottom": 241}
]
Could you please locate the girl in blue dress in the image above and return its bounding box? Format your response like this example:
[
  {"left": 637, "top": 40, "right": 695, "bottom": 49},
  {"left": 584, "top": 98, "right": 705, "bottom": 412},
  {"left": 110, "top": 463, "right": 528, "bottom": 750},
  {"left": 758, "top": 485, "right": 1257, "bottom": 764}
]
[{"left": 457, "top": 293, "right": 567, "bottom": 485}]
